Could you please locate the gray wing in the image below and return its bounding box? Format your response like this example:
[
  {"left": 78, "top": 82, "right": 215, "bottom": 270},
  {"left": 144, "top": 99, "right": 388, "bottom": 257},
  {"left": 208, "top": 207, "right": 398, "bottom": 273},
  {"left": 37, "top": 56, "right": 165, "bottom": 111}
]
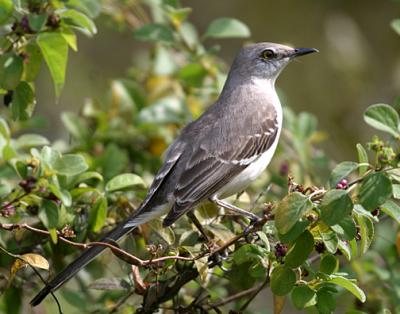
[
  {"left": 124, "top": 139, "right": 185, "bottom": 227},
  {"left": 163, "top": 114, "right": 279, "bottom": 227}
]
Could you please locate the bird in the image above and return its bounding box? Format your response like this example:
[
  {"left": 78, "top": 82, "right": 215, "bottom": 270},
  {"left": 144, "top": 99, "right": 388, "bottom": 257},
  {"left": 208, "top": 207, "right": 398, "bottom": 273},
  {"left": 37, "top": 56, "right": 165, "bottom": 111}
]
[{"left": 30, "top": 42, "right": 317, "bottom": 306}]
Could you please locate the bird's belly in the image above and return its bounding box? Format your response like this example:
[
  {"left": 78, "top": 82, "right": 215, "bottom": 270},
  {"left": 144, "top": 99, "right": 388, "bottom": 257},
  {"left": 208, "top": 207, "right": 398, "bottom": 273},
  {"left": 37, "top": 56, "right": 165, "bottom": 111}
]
[{"left": 215, "top": 140, "right": 279, "bottom": 199}]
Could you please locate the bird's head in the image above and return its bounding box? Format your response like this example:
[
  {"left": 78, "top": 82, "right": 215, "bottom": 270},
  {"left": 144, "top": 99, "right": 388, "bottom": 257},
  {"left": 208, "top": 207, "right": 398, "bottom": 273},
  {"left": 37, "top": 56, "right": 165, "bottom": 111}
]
[{"left": 230, "top": 42, "right": 318, "bottom": 83}]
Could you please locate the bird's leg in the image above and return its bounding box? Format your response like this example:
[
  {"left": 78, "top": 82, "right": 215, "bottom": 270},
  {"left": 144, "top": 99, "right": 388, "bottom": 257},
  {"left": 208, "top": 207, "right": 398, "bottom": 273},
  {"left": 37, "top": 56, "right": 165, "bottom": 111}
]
[
  {"left": 186, "top": 211, "right": 210, "bottom": 242},
  {"left": 186, "top": 211, "right": 229, "bottom": 268},
  {"left": 210, "top": 197, "right": 260, "bottom": 222}
]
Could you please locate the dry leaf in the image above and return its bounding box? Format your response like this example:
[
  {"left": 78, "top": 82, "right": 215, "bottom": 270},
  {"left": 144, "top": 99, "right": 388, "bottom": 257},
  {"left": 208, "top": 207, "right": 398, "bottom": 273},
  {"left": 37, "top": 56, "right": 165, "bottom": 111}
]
[
  {"left": 273, "top": 294, "right": 286, "bottom": 314},
  {"left": 20, "top": 253, "right": 49, "bottom": 270}
]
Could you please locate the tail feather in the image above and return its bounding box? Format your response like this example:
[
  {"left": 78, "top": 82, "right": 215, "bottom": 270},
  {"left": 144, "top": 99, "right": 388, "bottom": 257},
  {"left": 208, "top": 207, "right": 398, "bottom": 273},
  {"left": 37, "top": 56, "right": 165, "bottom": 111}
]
[{"left": 30, "top": 221, "right": 136, "bottom": 306}]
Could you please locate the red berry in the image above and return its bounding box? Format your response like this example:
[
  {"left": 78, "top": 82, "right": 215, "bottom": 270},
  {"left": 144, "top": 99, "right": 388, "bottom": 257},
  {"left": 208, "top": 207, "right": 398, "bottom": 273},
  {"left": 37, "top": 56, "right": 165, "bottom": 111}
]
[
  {"left": 336, "top": 183, "right": 344, "bottom": 189},
  {"left": 340, "top": 178, "right": 348, "bottom": 185}
]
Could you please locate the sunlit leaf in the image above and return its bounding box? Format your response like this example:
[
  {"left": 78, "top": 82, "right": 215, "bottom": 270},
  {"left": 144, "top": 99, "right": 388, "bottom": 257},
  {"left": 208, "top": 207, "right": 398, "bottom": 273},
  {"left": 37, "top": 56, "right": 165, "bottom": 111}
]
[
  {"left": 37, "top": 32, "right": 68, "bottom": 98},
  {"left": 329, "top": 275, "right": 366, "bottom": 302},
  {"left": 53, "top": 154, "right": 88, "bottom": 176},
  {"left": 61, "top": 9, "right": 97, "bottom": 36},
  {"left": 356, "top": 144, "right": 369, "bottom": 175},
  {"left": 205, "top": 18, "right": 250, "bottom": 38},
  {"left": 275, "top": 192, "right": 313, "bottom": 234},
  {"left": 381, "top": 200, "right": 400, "bottom": 223},
  {"left": 14, "top": 134, "right": 49, "bottom": 150},
  {"left": 105, "top": 173, "right": 145, "bottom": 192},
  {"left": 364, "top": 103, "right": 400, "bottom": 137},
  {"left": 0, "top": 0, "right": 13, "bottom": 25}
]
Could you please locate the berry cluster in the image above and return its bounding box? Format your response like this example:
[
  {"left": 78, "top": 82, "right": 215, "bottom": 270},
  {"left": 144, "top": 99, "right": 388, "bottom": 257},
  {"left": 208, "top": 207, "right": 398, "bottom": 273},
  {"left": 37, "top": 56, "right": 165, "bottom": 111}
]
[
  {"left": 19, "top": 176, "right": 37, "bottom": 193},
  {"left": 314, "top": 241, "right": 325, "bottom": 254},
  {"left": 0, "top": 203, "right": 16, "bottom": 217},
  {"left": 336, "top": 178, "right": 348, "bottom": 190},
  {"left": 274, "top": 243, "right": 288, "bottom": 258}
]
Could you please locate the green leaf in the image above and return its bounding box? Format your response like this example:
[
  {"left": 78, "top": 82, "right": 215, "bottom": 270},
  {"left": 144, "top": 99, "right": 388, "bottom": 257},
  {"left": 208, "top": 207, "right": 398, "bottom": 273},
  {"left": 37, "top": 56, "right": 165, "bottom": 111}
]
[
  {"left": 381, "top": 200, "right": 400, "bottom": 223},
  {"left": 316, "top": 288, "right": 336, "bottom": 314},
  {"left": 320, "top": 231, "right": 338, "bottom": 254},
  {"left": 392, "top": 184, "right": 400, "bottom": 199},
  {"left": 355, "top": 214, "right": 374, "bottom": 255},
  {"left": 53, "top": 154, "right": 88, "bottom": 176},
  {"left": 70, "top": 171, "right": 103, "bottom": 186},
  {"left": 391, "top": 19, "right": 400, "bottom": 36},
  {"left": 178, "top": 63, "right": 207, "bottom": 87},
  {"left": 329, "top": 275, "right": 366, "bottom": 302},
  {"left": 38, "top": 200, "right": 59, "bottom": 229},
  {"left": 270, "top": 265, "right": 296, "bottom": 296},
  {"left": 28, "top": 13, "right": 47, "bottom": 32},
  {"left": 48, "top": 184, "right": 72, "bottom": 207},
  {"left": 14, "top": 134, "right": 49, "bottom": 150},
  {"left": 358, "top": 172, "right": 392, "bottom": 210},
  {"left": 61, "top": 28, "right": 78, "bottom": 51},
  {"left": 233, "top": 243, "right": 265, "bottom": 265},
  {"left": 22, "top": 43, "right": 43, "bottom": 82},
  {"left": 0, "top": 53, "right": 23, "bottom": 90},
  {"left": 205, "top": 18, "right": 250, "bottom": 38},
  {"left": 61, "top": 9, "right": 97, "bottom": 36},
  {"left": 61, "top": 112, "right": 88, "bottom": 139},
  {"left": 331, "top": 217, "right": 356, "bottom": 241},
  {"left": 11, "top": 81, "right": 35, "bottom": 121},
  {"left": 275, "top": 192, "right": 313, "bottom": 234},
  {"left": 134, "top": 23, "right": 175, "bottom": 44},
  {"left": 89, "top": 197, "right": 107, "bottom": 232},
  {"left": 105, "top": 173, "right": 146, "bottom": 192},
  {"left": 278, "top": 220, "right": 310, "bottom": 244},
  {"left": 320, "top": 190, "right": 353, "bottom": 226},
  {"left": 37, "top": 32, "right": 68, "bottom": 97},
  {"left": 15, "top": 161, "right": 27, "bottom": 178},
  {"left": 0, "top": 0, "right": 13, "bottom": 25},
  {"left": 356, "top": 144, "right": 369, "bottom": 175},
  {"left": 337, "top": 239, "right": 351, "bottom": 260},
  {"left": 320, "top": 254, "right": 338, "bottom": 274},
  {"left": 66, "top": 0, "right": 101, "bottom": 18},
  {"left": 0, "top": 117, "right": 10, "bottom": 139},
  {"left": 285, "top": 230, "right": 314, "bottom": 268},
  {"left": 364, "top": 103, "right": 400, "bottom": 137},
  {"left": 291, "top": 285, "right": 316, "bottom": 309},
  {"left": 329, "top": 161, "right": 358, "bottom": 188}
]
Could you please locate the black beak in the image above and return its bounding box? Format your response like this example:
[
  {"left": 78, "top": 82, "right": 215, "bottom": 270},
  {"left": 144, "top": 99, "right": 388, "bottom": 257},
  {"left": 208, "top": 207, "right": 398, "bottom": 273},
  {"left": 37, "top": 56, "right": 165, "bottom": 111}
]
[{"left": 290, "top": 47, "right": 318, "bottom": 58}]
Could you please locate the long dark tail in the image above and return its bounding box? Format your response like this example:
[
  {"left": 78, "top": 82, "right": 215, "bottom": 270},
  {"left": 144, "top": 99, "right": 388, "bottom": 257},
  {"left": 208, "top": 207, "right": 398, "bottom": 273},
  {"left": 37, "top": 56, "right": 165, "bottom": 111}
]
[{"left": 30, "top": 221, "right": 136, "bottom": 306}]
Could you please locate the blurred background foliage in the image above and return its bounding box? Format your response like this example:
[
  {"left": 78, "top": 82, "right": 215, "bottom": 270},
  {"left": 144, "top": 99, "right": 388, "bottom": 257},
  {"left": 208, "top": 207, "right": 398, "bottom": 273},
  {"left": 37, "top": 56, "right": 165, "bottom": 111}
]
[{"left": 1, "top": 0, "right": 400, "bottom": 314}]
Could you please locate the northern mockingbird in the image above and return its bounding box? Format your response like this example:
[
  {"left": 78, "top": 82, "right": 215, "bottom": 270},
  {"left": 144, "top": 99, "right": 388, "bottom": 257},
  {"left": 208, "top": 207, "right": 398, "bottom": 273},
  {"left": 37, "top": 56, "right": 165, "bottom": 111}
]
[{"left": 31, "top": 42, "right": 317, "bottom": 306}]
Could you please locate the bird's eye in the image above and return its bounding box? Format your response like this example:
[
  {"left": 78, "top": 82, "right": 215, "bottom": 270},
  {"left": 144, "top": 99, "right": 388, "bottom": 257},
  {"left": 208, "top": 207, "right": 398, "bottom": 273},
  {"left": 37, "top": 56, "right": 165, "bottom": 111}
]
[{"left": 262, "top": 49, "right": 276, "bottom": 59}]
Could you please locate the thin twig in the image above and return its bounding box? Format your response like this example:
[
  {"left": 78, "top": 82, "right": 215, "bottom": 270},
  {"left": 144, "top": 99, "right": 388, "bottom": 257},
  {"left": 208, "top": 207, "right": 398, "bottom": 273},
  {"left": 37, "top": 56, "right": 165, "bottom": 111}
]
[
  {"left": 204, "top": 281, "right": 265, "bottom": 310},
  {"left": 0, "top": 246, "right": 63, "bottom": 314},
  {"left": 240, "top": 275, "right": 270, "bottom": 311}
]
